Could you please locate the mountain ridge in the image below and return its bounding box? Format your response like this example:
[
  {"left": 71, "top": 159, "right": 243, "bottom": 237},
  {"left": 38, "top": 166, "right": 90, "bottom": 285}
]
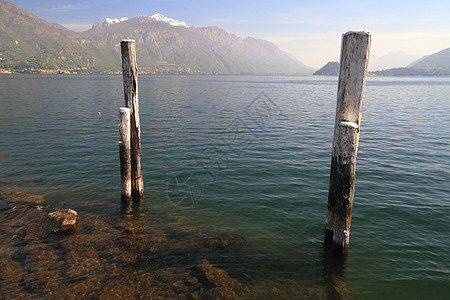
[
  {"left": 371, "top": 47, "right": 450, "bottom": 76},
  {"left": 408, "top": 48, "right": 450, "bottom": 70},
  {"left": 313, "top": 47, "right": 449, "bottom": 76},
  {"left": 0, "top": 1, "right": 313, "bottom": 74},
  {"left": 80, "top": 15, "right": 314, "bottom": 74}
]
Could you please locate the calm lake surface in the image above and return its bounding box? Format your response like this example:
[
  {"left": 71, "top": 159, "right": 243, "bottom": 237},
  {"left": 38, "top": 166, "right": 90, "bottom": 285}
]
[{"left": 0, "top": 74, "right": 449, "bottom": 299}]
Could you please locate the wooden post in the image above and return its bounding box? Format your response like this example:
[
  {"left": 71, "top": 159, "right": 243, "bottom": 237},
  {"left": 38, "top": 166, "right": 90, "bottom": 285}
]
[
  {"left": 121, "top": 39, "right": 144, "bottom": 200},
  {"left": 325, "top": 31, "right": 371, "bottom": 256},
  {"left": 119, "top": 107, "right": 132, "bottom": 202}
]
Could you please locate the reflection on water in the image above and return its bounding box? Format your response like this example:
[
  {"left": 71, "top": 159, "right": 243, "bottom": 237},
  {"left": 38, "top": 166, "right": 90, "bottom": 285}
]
[{"left": 0, "top": 189, "right": 331, "bottom": 299}]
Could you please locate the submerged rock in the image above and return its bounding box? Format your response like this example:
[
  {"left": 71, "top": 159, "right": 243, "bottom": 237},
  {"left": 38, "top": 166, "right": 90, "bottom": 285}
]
[
  {"left": 0, "top": 258, "right": 24, "bottom": 297},
  {"left": 20, "top": 240, "right": 64, "bottom": 292},
  {"left": 0, "top": 197, "right": 9, "bottom": 211},
  {"left": 197, "top": 259, "right": 242, "bottom": 299},
  {"left": 46, "top": 208, "right": 79, "bottom": 233},
  {"left": 65, "top": 246, "right": 101, "bottom": 278},
  {"left": 1, "top": 189, "right": 328, "bottom": 299},
  {"left": 0, "top": 190, "right": 45, "bottom": 204}
]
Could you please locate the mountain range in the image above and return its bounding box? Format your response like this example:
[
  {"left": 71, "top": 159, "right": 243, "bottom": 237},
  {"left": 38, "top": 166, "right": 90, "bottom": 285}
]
[
  {"left": 314, "top": 47, "right": 450, "bottom": 76},
  {"left": 372, "top": 48, "right": 450, "bottom": 76},
  {"left": 0, "top": 0, "right": 313, "bottom": 74}
]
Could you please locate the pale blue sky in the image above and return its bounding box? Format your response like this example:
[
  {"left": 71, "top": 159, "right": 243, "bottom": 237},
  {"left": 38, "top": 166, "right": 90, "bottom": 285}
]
[{"left": 7, "top": 0, "right": 450, "bottom": 68}]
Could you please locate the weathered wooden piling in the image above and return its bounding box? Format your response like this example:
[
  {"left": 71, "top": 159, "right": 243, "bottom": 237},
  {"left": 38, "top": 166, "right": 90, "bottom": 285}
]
[
  {"left": 121, "top": 39, "right": 144, "bottom": 200},
  {"left": 325, "top": 31, "right": 371, "bottom": 256},
  {"left": 119, "top": 107, "right": 132, "bottom": 202}
]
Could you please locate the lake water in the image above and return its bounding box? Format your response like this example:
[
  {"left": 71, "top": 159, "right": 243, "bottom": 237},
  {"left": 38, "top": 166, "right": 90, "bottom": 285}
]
[{"left": 0, "top": 74, "right": 449, "bottom": 299}]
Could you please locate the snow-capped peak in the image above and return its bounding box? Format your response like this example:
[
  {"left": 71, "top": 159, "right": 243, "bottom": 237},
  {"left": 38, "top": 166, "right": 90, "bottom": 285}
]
[
  {"left": 106, "top": 17, "right": 128, "bottom": 25},
  {"left": 94, "top": 14, "right": 189, "bottom": 29},
  {"left": 97, "top": 17, "right": 128, "bottom": 28},
  {"left": 150, "top": 13, "right": 189, "bottom": 27}
]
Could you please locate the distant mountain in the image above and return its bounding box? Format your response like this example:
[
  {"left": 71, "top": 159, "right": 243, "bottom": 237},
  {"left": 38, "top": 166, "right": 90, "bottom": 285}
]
[
  {"left": 89, "top": 14, "right": 188, "bottom": 31},
  {"left": 81, "top": 15, "right": 314, "bottom": 74},
  {"left": 313, "top": 48, "right": 450, "bottom": 77},
  {"left": 371, "top": 67, "right": 449, "bottom": 76},
  {"left": 408, "top": 48, "right": 450, "bottom": 71},
  {"left": 313, "top": 61, "right": 339, "bottom": 75},
  {"left": 368, "top": 51, "right": 421, "bottom": 71},
  {"left": 0, "top": 1, "right": 313, "bottom": 74},
  {"left": 371, "top": 48, "right": 450, "bottom": 76}
]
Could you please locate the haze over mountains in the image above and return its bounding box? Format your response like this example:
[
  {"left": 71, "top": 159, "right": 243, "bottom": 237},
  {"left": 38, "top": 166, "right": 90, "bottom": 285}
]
[
  {"left": 0, "top": 0, "right": 313, "bottom": 74},
  {"left": 371, "top": 47, "right": 450, "bottom": 76},
  {"left": 314, "top": 47, "right": 450, "bottom": 76},
  {"left": 368, "top": 52, "right": 421, "bottom": 71}
]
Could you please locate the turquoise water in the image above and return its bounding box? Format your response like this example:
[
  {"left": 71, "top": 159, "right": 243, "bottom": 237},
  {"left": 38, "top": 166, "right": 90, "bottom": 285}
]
[{"left": 0, "top": 74, "right": 449, "bottom": 298}]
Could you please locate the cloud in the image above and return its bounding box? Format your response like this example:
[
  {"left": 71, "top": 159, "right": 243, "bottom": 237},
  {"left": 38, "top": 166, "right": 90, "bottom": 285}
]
[
  {"left": 60, "top": 23, "right": 93, "bottom": 32},
  {"left": 45, "top": 2, "right": 91, "bottom": 13},
  {"left": 370, "top": 29, "right": 450, "bottom": 56},
  {"left": 375, "top": 30, "right": 450, "bottom": 41},
  {"left": 262, "top": 32, "right": 339, "bottom": 43},
  {"left": 208, "top": 16, "right": 327, "bottom": 26}
]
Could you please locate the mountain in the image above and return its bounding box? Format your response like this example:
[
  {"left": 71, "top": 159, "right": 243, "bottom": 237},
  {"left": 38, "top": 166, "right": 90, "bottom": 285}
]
[
  {"left": 313, "top": 48, "right": 450, "bottom": 77},
  {"left": 88, "top": 14, "right": 188, "bottom": 32},
  {"left": 371, "top": 67, "right": 449, "bottom": 76},
  {"left": 313, "top": 61, "right": 339, "bottom": 75},
  {"left": 0, "top": 0, "right": 117, "bottom": 71},
  {"left": 371, "top": 48, "right": 450, "bottom": 76},
  {"left": 81, "top": 15, "right": 313, "bottom": 74},
  {"left": 0, "top": 1, "right": 313, "bottom": 74},
  {"left": 368, "top": 51, "right": 421, "bottom": 71},
  {"left": 408, "top": 48, "right": 450, "bottom": 71}
]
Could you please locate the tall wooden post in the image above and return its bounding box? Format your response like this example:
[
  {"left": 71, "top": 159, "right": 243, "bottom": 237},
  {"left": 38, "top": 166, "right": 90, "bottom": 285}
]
[
  {"left": 121, "top": 39, "right": 144, "bottom": 200},
  {"left": 325, "top": 31, "right": 371, "bottom": 256},
  {"left": 119, "top": 107, "right": 132, "bottom": 202}
]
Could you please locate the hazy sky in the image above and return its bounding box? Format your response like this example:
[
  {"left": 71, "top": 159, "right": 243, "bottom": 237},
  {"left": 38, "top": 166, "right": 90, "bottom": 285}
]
[{"left": 7, "top": 0, "right": 450, "bottom": 68}]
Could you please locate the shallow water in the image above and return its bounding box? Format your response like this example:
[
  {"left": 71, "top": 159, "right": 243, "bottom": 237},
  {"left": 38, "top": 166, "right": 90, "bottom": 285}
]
[{"left": 0, "top": 74, "right": 449, "bottom": 299}]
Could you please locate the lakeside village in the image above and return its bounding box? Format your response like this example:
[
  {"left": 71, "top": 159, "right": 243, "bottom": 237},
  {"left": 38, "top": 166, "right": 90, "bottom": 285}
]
[{"left": 0, "top": 65, "right": 205, "bottom": 75}]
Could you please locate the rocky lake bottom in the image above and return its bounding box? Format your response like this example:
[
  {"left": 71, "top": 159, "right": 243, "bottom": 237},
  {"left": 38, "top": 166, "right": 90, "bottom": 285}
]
[{"left": 0, "top": 189, "right": 327, "bottom": 299}]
